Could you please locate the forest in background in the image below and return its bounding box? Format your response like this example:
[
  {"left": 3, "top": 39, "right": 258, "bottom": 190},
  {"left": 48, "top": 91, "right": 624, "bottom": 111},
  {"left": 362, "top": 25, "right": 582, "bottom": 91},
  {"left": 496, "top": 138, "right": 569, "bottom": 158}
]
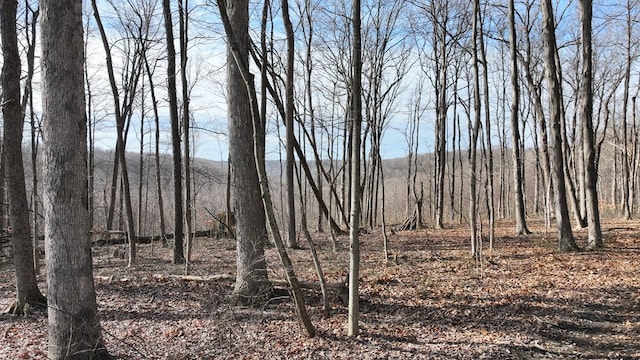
[{"left": 7, "top": 141, "right": 631, "bottom": 239}]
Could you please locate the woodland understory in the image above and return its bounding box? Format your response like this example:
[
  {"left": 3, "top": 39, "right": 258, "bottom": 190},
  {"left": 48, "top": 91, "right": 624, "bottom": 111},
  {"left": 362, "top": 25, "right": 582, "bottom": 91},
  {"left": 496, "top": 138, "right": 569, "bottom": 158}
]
[{"left": 1, "top": 219, "right": 639, "bottom": 359}]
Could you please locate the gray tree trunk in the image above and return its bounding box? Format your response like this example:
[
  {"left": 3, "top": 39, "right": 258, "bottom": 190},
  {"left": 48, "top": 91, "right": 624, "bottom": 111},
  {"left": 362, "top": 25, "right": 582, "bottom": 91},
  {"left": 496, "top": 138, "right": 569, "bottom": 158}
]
[
  {"left": 179, "top": 0, "right": 193, "bottom": 267},
  {"left": 470, "top": 0, "right": 482, "bottom": 258},
  {"left": 1, "top": 0, "right": 45, "bottom": 315},
  {"left": 579, "top": 0, "right": 603, "bottom": 249},
  {"left": 142, "top": 55, "right": 168, "bottom": 246},
  {"left": 348, "top": 0, "right": 362, "bottom": 337},
  {"left": 92, "top": 0, "right": 138, "bottom": 267},
  {"left": 225, "top": 0, "right": 272, "bottom": 305},
  {"left": 281, "top": 0, "right": 298, "bottom": 249},
  {"left": 541, "top": 0, "right": 579, "bottom": 252},
  {"left": 162, "top": 0, "right": 185, "bottom": 264},
  {"left": 40, "top": 0, "right": 110, "bottom": 357},
  {"left": 508, "top": 0, "right": 530, "bottom": 236}
]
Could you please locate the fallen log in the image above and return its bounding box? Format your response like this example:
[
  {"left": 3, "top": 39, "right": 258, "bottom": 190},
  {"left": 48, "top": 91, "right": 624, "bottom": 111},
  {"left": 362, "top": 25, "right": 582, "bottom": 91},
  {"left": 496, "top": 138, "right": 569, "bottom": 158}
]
[
  {"left": 94, "top": 274, "right": 347, "bottom": 303},
  {"left": 92, "top": 229, "right": 224, "bottom": 246}
]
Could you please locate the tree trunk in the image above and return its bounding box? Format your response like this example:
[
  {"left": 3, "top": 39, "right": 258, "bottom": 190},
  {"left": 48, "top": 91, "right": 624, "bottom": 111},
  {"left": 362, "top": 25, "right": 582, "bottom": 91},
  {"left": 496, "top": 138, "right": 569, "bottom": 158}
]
[
  {"left": 40, "top": 0, "right": 110, "bottom": 357},
  {"left": 162, "top": 0, "right": 185, "bottom": 264},
  {"left": 348, "top": 0, "right": 362, "bottom": 337},
  {"left": 0, "top": 144, "right": 6, "bottom": 232},
  {"left": 470, "top": 0, "right": 482, "bottom": 258},
  {"left": 622, "top": 2, "right": 633, "bottom": 219},
  {"left": 541, "top": 0, "right": 579, "bottom": 252},
  {"left": 92, "top": 0, "right": 138, "bottom": 267},
  {"left": 579, "top": 0, "right": 603, "bottom": 249},
  {"left": 222, "top": 0, "right": 272, "bottom": 304},
  {"left": 477, "top": 4, "right": 495, "bottom": 250},
  {"left": 217, "top": 0, "right": 314, "bottom": 335},
  {"left": 508, "top": 0, "right": 530, "bottom": 236},
  {"left": 142, "top": 55, "right": 168, "bottom": 246},
  {"left": 281, "top": 0, "right": 298, "bottom": 249},
  {"left": 1, "top": 0, "right": 45, "bottom": 315},
  {"left": 179, "top": 0, "right": 193, "bottom": 268}
]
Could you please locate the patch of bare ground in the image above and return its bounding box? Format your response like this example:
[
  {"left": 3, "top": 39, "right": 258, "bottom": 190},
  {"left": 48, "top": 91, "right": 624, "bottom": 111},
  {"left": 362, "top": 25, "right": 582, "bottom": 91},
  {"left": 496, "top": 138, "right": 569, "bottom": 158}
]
[{"left": 2, "top": 219, "right": 640, "bottom": 359}]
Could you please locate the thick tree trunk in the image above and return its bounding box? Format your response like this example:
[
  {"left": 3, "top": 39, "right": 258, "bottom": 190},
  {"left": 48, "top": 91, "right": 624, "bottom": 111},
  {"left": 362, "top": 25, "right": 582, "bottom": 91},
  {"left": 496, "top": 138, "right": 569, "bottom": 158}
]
[
  {"left": 1, "top": 0, "right": 45, "bottom": 315},
  {"left": 223, "top": 0, "right": 272, "bottom": 304},
  {"left": 40, "top": 0, "right": 110, "bottom": 357},
  {"left": 218, "top": 0, "right": 314, "bottom": 335}
]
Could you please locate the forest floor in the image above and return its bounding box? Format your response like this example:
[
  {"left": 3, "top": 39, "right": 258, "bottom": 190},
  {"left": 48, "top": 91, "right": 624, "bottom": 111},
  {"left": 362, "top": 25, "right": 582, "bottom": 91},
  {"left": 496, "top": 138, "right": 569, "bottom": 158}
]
[{"left": 1, "top": 219, "right": 640, "bottom": 359}]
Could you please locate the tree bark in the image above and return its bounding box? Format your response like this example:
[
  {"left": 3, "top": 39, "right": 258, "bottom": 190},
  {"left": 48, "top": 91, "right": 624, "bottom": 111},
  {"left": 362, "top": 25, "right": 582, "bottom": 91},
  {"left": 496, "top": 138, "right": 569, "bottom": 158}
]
[
  {"left": 179, "top": 0, "right": 193, "bottom": 267},
  {"left": 40, "top": 0, "right": 110, "bottom": 357},
  {"left": 142, "top": 55, "right": 168, "bottom": 246},
  {"left": 470, "top": 0, "right": 482, "bottom": 258},
  {"left": 508, "top": 0, "right": 530, "bottom": 236},
  {"left": 348, "top": 0, "right": 362, "bottom": 337},
  {"left": 162, "top": 0, "right": 185, "bottom": 264},
  {"left": 218, "top": 0, "right": 314, "bottom": 335},
  {"left": 579, "top": 0, "right": 603, "bottom": 249},
  {"left": 281, "top": 0, "right": 298, "bottom": 249},
  {"left": 1, "top": 0, "right": 46, "bottom": 315},
  {"left": 541, "top": 0, "right": 579, "bottom": 252},
  {"left": 221, "top": 0, "right": 272, "bottom": 304}
]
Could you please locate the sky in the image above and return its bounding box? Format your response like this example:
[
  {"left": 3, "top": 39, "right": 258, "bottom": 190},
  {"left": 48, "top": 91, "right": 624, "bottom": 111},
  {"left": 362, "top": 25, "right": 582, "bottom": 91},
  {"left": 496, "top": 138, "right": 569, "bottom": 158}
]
[
  {"left": 16, "top": 0, "right": 632, "bottom": 164},
  {"left": 82, "top": 0, "right": 425, "bottom": 163}
]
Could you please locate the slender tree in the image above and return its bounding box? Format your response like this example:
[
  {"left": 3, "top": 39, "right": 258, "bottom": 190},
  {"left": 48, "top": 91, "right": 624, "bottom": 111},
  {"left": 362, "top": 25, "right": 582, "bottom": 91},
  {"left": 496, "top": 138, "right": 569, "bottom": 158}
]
[
  {"left": 162, "top": 0, "right": 185, "bottom": 263},
  {"left": 508, "top": 0, "right": 530, "bottom": 235},
  {"left": 2, "top": 0, "right": 46, "bottom": 315},
  {"left": 348, "top": 0, "right": 362, "bottom": 337},
  {"left": 281, "top": 0, "right": 298, "bottom": 249},
  {"left": 142, "top": 54, "right": 168, "bottom": 246},
  {"left": 22, "top": 3, "right": 40, "bottom": 274},
  {"left": 541, "top": 0, "right": 579, "bottom": 252},
  {"left": 92, "top": 0, "right": 140, "bottom": 267},
  {"left": 469, "top": 0, "right": 482, "bottom": 258},
  {"left": 579, "top": 0, "right": 603, "bottom": 249}
]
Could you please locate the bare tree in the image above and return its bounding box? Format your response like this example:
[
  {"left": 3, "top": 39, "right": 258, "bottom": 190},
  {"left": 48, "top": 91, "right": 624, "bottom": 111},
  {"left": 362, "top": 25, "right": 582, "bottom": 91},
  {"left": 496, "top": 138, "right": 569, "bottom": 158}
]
[
  {"left": 579, "top": 0, "right": 603, "bottom": 249},
  {"left": 178, "top": 0, "right": 195, "bottom": 268},
  {"left": 469, "top": 0, "right": 482, "bottom": 259},
  {"left": 541, "top": 0, "right": 579, "bottom": 252},
  {"left": 142, "top": 52, "right": 168, "bottom": 246},
  {"left": 2, "top": 0, "right": 46, "bottom": 315},
  {"left": 508, "top": 0, "right": 530, "bottom": 235},
  {"left": 218, "top": 0, "right": 272, "bottom": 304},
  {"left": 92, "top": 0, "right": 144, "bottom": 267},
  {"left": 40, "top": 0, "right": 110, "bottom": 356},
  {"left": 23, "top": 3, "right": 41, "bottom": 274},
  {"left": 348, "top": 0, "right": 362, "bottom": 337},
  {"left": 280, "top": 0, "right": 298, "bottom": 249},
  {"left": 217, "top": 0, "right": 315, "bottom": 336},
  {"left": 162, "top": 0, "right": 185, "bottom": 264}
]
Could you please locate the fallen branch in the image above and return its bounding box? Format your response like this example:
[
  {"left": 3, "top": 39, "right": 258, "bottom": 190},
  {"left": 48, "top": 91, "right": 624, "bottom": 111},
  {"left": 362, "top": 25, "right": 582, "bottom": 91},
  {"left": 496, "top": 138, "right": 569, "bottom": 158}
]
[{"left": 94, "top": 273, "right": 347, "bottom": 304}]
